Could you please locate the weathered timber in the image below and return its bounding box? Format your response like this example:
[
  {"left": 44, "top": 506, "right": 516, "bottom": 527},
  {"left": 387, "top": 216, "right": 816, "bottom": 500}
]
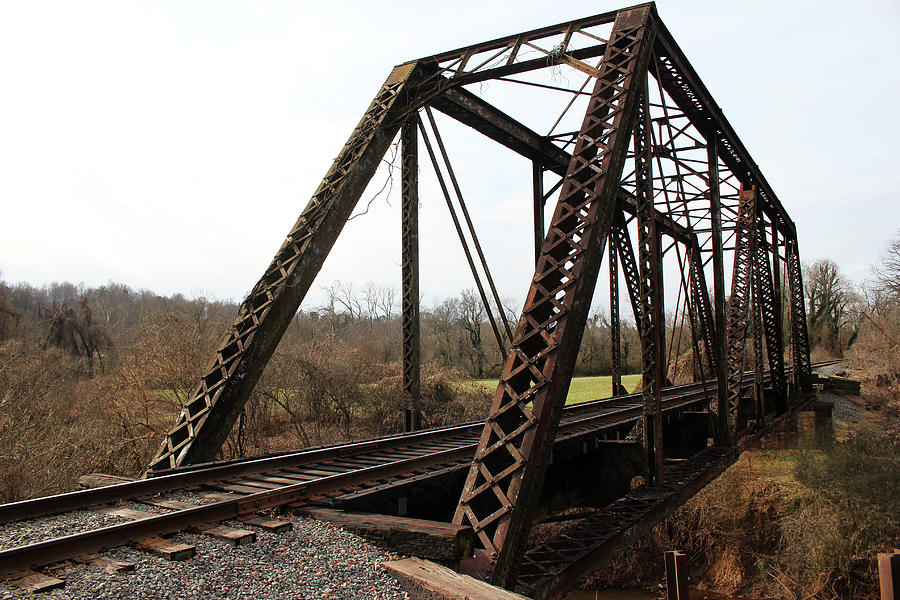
[
  {"left": 78, "top": 473, "right": 136, "bottom": 489},
  {"left": 192, "top": 523, "right": 256, "bottom": 546},
  {"left": 74, "top": 553, "right": 135, "bottom": 574},
  {"left": 297, "top": 507, "right": 474, "bottom": 562},
  {"left": 238, "top": 514, "right": 293, "bottom": 532},
  {"left": 383, "top": 557, "right": 530, "bottom": 600},
  {"left": 6, "top": 571, "right": 64, "bottom": 593},
  {"left": 134, "top": 536, "right": 195, "bottom": 561},
  {"left": 98, "top": 507, "right": 156, "bottom": 520}
]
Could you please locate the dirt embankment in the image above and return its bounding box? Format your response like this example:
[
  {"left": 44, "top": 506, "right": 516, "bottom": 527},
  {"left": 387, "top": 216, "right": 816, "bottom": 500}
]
[{"left": 574, "top": 370, "right": 899, "bottom": 600}]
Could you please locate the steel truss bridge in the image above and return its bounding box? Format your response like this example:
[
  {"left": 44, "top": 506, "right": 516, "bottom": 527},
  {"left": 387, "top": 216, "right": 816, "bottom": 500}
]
[{"left": 11, "top": 3, "right": 816, "bottom": 597}]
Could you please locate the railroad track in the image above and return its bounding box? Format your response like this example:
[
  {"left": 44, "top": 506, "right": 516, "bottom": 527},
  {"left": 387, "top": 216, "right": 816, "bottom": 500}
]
[{"left": 0, "top": 363, "right": 840, "bottom": 586}]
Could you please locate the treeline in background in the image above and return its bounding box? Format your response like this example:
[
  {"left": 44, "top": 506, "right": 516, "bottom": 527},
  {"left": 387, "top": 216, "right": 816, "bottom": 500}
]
[{"left": 1, "top": 231, "right": 899, "bottom": 504}]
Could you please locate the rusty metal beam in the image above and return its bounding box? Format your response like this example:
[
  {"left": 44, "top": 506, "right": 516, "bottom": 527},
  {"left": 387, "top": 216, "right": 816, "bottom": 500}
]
[
  {"left": 147, "top": 63, "right": 435, "bottom": 471},
  {"left": 431, "top": 86, "right": 694, "bottom": 248},
  {"left": 453, "top": 7, "right": 657, "bottom": 588},
  {"left": 651, "top": 20, "right": 795, "bottom": 238},
  {"left": 401, "top": 116, "right": 422, "bottom": 432}
]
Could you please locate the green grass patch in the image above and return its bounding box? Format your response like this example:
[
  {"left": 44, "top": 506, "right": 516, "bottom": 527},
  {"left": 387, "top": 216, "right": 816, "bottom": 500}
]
[{"left": 467, "top": 373, "right": 641, "bottom": 405}]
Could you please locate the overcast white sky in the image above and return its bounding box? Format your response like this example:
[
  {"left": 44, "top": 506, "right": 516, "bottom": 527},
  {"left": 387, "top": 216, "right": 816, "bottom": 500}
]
[{"left": 1, "top": 0, "right": 898, "bottom": 313}]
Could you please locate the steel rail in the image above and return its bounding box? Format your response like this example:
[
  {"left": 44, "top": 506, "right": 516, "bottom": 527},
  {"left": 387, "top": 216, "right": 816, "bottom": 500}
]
[
  {"left": 0, "top": 445, "right": 472, "bottom": 577},
  {"left": 0, "top": 421, "right": 483, "bottom": 526},
  {"left": 0, "top": 360, "right": 840, "bottom": 526},
  {"left": 0, "top": 359, "right": 842, "bottom": 577}
]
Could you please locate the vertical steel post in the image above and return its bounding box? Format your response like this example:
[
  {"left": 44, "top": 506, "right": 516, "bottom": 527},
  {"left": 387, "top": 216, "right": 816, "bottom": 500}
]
[
  {"left": 453, "top": 7, "right": 657, "bottom": 587},
  {"left": 707, "top": 138, "right": 728, "bottom": 445},
  {"left": 725, "top": 185, "right": 757, "bottom": 439},
  {"left": 786, "top": 236, "right": 813, "bottom": 392},
  {"left": 147, "top": 63, "right": 430, "bottom": 471},
  {"left": 664, "top": 550, "right": 689, "bottom": 600},
  {"left": 533, "top": 161, "right": 545, "bottom": 266},
  {"left": 750, "top": 272, "right": 765, "bottom": 425},
  {"left": 610, "top": 236, "right": 622, "bottom": 396},
  {"left": 401, "top": 116, "right": 422, "bottom": 432},
  {"left": 635, "top": 74, "right": 664, "bottom": 485}
]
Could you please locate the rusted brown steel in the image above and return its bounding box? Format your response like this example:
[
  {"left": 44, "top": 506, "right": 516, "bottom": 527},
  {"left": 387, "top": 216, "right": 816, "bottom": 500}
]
[
  {"left": 634, "top": 74, "right": 665, "bottom": 485},
  {"left": 401, "top": 116, "right": 422, "bottom": 432},
  {"left": 147, "top": 63, "right": 436, "bottom": 471},
  {"left": 707, "top": 138, "right": 728, "bottom": 443},
  {"left": 132, "top": 4, "right": 815, "bottom": 592},
  {"left": 754, "top": 218, "right": 787, "bottom": 402},
  {"left": 452, "top": 7, "right": 657, "bottom": 588},
  {"left": 609, "top": 231, "right": 622, "bottom": 396},
  {"left": 786, "top": 235, "right": 813, "bottom": 392},
  {"left": 609, "top": 213, "right": 644, "bottom": 335},
  {"left": 533, "top": 162, "right": 545, "bottom": 266},
  {"left": 724, "top": 185, "right": 757, "bottom": 438}
]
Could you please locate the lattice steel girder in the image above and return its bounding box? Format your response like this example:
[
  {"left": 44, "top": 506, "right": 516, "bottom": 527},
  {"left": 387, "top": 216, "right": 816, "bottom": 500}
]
[
  {"left": 430, "top": 87, "right": 695, "bottom": 247},
  {"left": 634, "top": 75, "right": 665, "bottom": 486},
  {"left": 688, "top": 241, "right": 717, "bottom": 380},
  {"left": 147, "top": 62, "right": 436, "bottom": 471},
  {"left": 786, "top": 236, "right": 813, "bottom": 392},
  {"left": 609, "top": 213, "right": 644, "bottom": 334},
  {"left": 401, "top": 116, "right": 422, "bottom": 432},
  {"left": 650, "top": 21, "right": 795, "bottom": 238},
  {"left": 452, "top": 6, "right": 657, "bottom": 588},
  {"left": 609, "top": 235, "right": 622, "bottom": 395},
  {"left": 754, "top": 220, "right": 787, "bottom": 401},
  {"left": 724, "top": 186, "right": 757, "bottom": 440}
]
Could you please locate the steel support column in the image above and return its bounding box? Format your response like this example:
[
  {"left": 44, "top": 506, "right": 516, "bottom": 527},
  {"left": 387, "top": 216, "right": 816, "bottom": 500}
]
[
  {"left": 634, "top": 77, "right": 664, "bottom": 485},
  {"left": 453, "top": 7, "right": 657, "bottom": 587},
  {"left": 533, "top": 161, "right": 545, "bottom": 266},
  {"left": 786, "top": 235, "right": 813, "bottom": 392},
  {"left": 610, "top": 231, "right": 622, "bottom": 396},
  {"left": 401, "top": 116, "right": 422, "bottom": 432},
  {"left": 724, "top": 185, "right": 757, "bottom": 439},
  {"left": 610, "top": 214, "right": 644, "bottom": 334},
  {"left": 148, "top": 63, "right": 432, "bottom": 471},
  {"left": 707, "top": 139, "right": 728, "bottom": 444},
  {"left": 754, "top": 219, "right": 786, "bottom": 405}
]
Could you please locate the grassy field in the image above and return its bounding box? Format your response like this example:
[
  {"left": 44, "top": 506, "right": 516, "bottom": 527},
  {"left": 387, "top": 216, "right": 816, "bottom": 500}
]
[{"left": 470, "top": 373, "right": 641, "bottom": 405}]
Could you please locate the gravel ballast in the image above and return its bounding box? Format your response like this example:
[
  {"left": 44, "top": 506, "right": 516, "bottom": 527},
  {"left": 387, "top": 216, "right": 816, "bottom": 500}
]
[{"left": 0, "top": 515, "right": 409, "bottom": 599}]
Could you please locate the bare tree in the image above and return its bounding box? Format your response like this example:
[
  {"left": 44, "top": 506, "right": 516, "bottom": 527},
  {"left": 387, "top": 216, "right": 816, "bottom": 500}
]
[
  {"left": 873, "top": 230, "right": 900, "bottom": 300},
  {"left": 804, "top": 259, "right": 857, "bottom": 354}
]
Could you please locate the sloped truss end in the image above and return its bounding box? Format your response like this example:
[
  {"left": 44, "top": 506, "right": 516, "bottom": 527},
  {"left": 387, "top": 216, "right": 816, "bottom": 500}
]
[{"left": 146, "top": 62, "right": 435, "bottom": 473}]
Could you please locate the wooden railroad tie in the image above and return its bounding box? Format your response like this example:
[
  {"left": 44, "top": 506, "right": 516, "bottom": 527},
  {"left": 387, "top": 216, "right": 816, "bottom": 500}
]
[
  {"left": 5, "top": 570, "right": 65, "bottom": 593},
  {"left": 296, "top": 507, "right": 474, "bottom": 563},
  {"left": 134, "top": 536, "right": 196, "bottom": 561}
]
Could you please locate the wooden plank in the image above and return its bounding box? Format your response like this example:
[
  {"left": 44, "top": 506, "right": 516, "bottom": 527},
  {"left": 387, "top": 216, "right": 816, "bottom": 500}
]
[
  {"left": 383, "top": 557, "right": 529, "bottom": 600},
  {"left": 192, "top": 523, "right": 256, "bottom": 546},
  {"left": 134, "top": 536, "right": 195, "bottom": 561},
  {"left": 196, "top": 491, "right": 240, "bottom": 501},
  {"left": 78, "top": 473, "right": 136, "bottom": 489},
  {"left": 98, "top": 507, "right": 156, "bottom": 520},
  {"left": 238, "top": 514, "right": 293, "bottom": 533},
  {"left": 210, "top": 483, "right": 266, "bottom": 495},
  {"left": 74, "top": 553, "right": 135, "bottom": 574},
  {"left": 297, "top": 508, "right": 473, "bottom": 562},
  {"left": 7, "top": 570, "right": 65, "bottom": 593},
  {"left": 137, "top": 498, "right": 197, "bottom": 510}
]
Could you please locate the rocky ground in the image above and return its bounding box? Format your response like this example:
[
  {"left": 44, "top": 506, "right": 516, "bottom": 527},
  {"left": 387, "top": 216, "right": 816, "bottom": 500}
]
[{"left": 0, "top": 514, "right": 408, "bottom": 600}]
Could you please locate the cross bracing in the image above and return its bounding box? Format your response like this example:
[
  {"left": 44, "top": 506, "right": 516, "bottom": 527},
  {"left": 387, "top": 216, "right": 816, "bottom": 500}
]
[{"left": 145, "top": 3, "right": 812, "bottom": 596}]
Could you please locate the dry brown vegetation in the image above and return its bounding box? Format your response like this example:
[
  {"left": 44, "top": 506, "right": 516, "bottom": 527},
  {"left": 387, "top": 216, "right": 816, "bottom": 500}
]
[{"left": 0, "top": 278, "right": 496, "bottom": 502}]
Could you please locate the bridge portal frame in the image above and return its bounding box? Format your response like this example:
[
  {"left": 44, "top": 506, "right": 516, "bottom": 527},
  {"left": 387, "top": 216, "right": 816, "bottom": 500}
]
[{"left": 145, "top": 2, "right": 811, "bottom": 595}]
